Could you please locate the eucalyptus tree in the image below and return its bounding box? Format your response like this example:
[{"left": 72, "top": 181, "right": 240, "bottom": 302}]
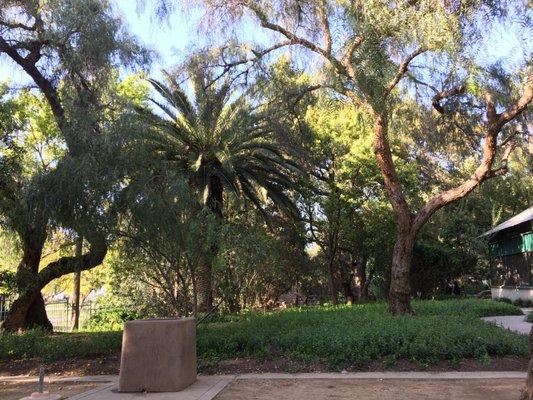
[
  {"left": 139, "top": 60, "right": 298, "bottom": 312},
  {"left": 189, "top": 0, "right": 533, "bottom": 314},
  {"left": 0, "top": 0, "right": 148, "bottom": 330}
]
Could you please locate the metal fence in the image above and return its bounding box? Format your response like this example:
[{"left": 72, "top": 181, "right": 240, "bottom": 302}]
[
  {"left": 0, "top": 297, "right": 105, "bottom": 332},
  {"left": 0, "top": 295, "right": 9, "bottom": 323},
  {"left": 46, "top": 300, "right": 108, "bottom": 332}
]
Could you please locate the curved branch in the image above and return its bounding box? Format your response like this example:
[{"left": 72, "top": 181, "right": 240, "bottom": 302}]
[
  {"left": 412, "top": 76, "right": 533, "bottom": 234},
  {"left": 383, "top": 46, "right": 427, "bottom": 100},
  {"left": 36, "top": 232, "right": 107, "bottom": 291},
  {"left": 432, "top": 84, "right": 466, "bottom": 114}
]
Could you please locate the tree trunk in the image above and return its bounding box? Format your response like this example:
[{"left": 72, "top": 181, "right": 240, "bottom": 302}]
[
  {"left": 342, "top": 281, "right": 354, "bottom": 305},
  {"left": 354, "top": 256, "right": 368, "bottom": 301},
  {"left": 196, "top": 255, "right": 213, "bottom": 313},
  {"left": 196, "top": 167, "right": 223, "bottom": 313},
  {"left": 327, "top": 253, "right": 340, "bottom": 305},
  {"left": 521, "top": 326, "right": 533, "bottom": 400},
  {"left": 5, "top": 292, "right": 52, "bottom": 332},
  {"left": 3, "top": 230, "right": 52, "bottom": 332},
  {"left": 3, "top": 231, "right": 106, "bottom": 332},
  {"left": 70, "top": 236, "right": 83, "bottom": 331},
  {"left": 388, "top": 227, "right": 416, "bottom": 315}
]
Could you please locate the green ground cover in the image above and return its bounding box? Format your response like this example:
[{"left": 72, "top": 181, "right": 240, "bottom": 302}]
[{"left": 0, "top": 299, "right": 527, "bottom": 369}]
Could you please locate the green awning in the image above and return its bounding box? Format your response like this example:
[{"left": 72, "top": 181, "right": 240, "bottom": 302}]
[{"left": 490, "top": 232, "right": 533, "bottom": 258}]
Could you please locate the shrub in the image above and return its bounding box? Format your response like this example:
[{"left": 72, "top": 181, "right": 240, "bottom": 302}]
[
  {"left": 0, "top": 329, "right": 122, "bottom": 361},
  {"left": 83, "top": 308, "right": 140, "bottom": 331},
  {"left": 514, "top": 299, "right": 533, "bottom": 308},
  {"left": 0, "top": 299, "right": 526, "bottom": 368},
  {"left": 196, "top": 299, "right": 526, "bottom": 368}
]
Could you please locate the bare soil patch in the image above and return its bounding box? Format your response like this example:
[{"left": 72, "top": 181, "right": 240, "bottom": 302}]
[
  {"left": 0, "top": 355, "right": 120, "bottom": 377},
  {"left": 0, "top": 381, "right": 98, "bottom": 400},
  {"left": 0, "top": 355, "right": 527, "bottom": 377},
  {"left": 214, "top": 378, "right": 524, "bottom": 400}
]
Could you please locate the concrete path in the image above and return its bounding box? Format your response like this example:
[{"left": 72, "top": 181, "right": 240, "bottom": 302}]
[{"left": 482, "top": 308, "right": 532, "bottom": 335}]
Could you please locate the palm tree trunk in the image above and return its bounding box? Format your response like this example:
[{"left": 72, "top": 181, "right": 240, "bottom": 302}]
[
  {"left": 196, "top": 255, "right": 213, "bottom": 313},
  {"left": 196, "top": 171, "right": 223, "bottom": 313}
]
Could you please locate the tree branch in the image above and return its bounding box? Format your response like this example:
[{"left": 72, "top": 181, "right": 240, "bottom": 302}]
[
  {"left": 36, "top": 232, "right": 107, "bottom": 291},
  {"left": 317, "top": 0, "right": 332, "bottom": 55},
  {"left": 0, "top": 36, "right": 65, "bottom": 130},
  {"left": 383, "top": 46, "right": 427, "bottom": 100},
  {"left": 341, "top": 36, "right": 364, "bottom": 77},
  {"left": 431, "top": 84, "right": 466, "bottom": 114},
  {"left": 412, "top": 76, "right": 532, "bottom": 234},
  {"left": 246, "top": 2, "right": 347, "bottom": 75},
  {"left": 486, "top": 139, "right": 516, "bottom": 178}
]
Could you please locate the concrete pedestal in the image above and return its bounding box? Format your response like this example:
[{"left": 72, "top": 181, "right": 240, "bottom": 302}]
[{"left": 118, "top": 317, "right": 196, "bottom": 392}]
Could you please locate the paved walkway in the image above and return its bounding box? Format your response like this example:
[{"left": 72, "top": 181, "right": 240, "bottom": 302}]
[
  {"left": 1, "top": 372, "right": 527, "bottom": 400},
  {"left": 482, "top": 308, "right": 532, "bottom": 335}
]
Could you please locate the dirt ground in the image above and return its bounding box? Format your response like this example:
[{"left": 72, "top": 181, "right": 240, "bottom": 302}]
[
  {"left": 214, "top": 378, "right": 525, "bottom": 400},
  {"left": 0, "top": 355, "right": 527, "bottom": 377},
  {"left": 0, "top": 381, "right": 98, "bottom": 400}
]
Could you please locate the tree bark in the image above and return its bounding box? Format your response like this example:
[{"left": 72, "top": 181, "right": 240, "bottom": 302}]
[
  {"left": 354, "top": 256, "right": 369, "bottom": 301},
  {"left": 3, "top": 226, "right": 52, "bottom": 331},
  {"left": 196, "top": 255, "right": 213, "bottom": 313},
  {"left": 327, "top": 251, "right": 340, "bottom": 305},
  {"left": 196, "top": 167, "right": 223, "bottom": 313},
  {"left": 521, "top": 326, "right": 533, "bottom": 400},
  {"left": 372, "top": 111, "right": 416, "bottom": 314},
  {"left": 388, "top": 227, "right": 416, "bottom": 314},
  {"left": 70, "top": 236, "right": 83, "bottom": 331}
]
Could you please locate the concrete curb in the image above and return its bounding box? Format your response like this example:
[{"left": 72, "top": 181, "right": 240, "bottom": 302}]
[{"left": 233, "top": 371, "right": 527, "bottom": 379}]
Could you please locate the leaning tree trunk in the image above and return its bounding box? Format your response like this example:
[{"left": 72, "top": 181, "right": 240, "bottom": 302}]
[
  {"left": 521, "top": 326, "right": 533, "bottom": 400},
  {"left": 3, "top": 229, "right": 52, "bottom": 332},
  {"left": 388, "top": 225, "right": 416, "bottom": 315},
  {"left": 4, "top": 231, "right": 106, "bottom": 332},
  {"left": 3, "top": 291, "right": 52, "bottom": 332}
]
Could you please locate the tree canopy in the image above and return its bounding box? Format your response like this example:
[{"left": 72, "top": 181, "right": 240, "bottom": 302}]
[{"left": 0, "top": 0, "right": 531, "bottom": 330}]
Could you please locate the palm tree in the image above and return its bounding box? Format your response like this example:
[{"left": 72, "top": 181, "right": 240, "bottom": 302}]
[{"left": 139, "top": 65, "right": 298, "bottom": 312}]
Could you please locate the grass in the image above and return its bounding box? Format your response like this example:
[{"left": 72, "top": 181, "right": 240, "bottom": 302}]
[{"left": 0, "top": 299, "right": 527, "bottom": 369}]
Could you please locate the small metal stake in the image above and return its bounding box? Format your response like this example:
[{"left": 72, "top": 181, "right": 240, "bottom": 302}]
[{"left": 38, "top": 367, "right": 44, "bottom": 393}]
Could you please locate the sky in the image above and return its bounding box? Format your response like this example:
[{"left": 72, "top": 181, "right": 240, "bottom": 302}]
[{"left": 0, "top": 1, "right": 531, "bottom": 87}]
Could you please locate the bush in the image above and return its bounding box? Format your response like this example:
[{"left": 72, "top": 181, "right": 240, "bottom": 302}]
[
  {"left": 196, "top": 299, "right": 526, "bottom": 367},
  {"left": 526, "top": 312, "right": 533, "bottom": 323},
  {"left": 513, "top": 299, "right": 533, "bottom": 308},
  {"left": 494, "top": 298, "right": 533, "bottom": 308},
  {"left": 0, "top": 299, "right": 526, "bottom": 368},
  {"left": 0, "top": 329, "right": 122, "bottom": 362},
  {"left": 82, "top": 308, "right": 140, "bottom": 332}
]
